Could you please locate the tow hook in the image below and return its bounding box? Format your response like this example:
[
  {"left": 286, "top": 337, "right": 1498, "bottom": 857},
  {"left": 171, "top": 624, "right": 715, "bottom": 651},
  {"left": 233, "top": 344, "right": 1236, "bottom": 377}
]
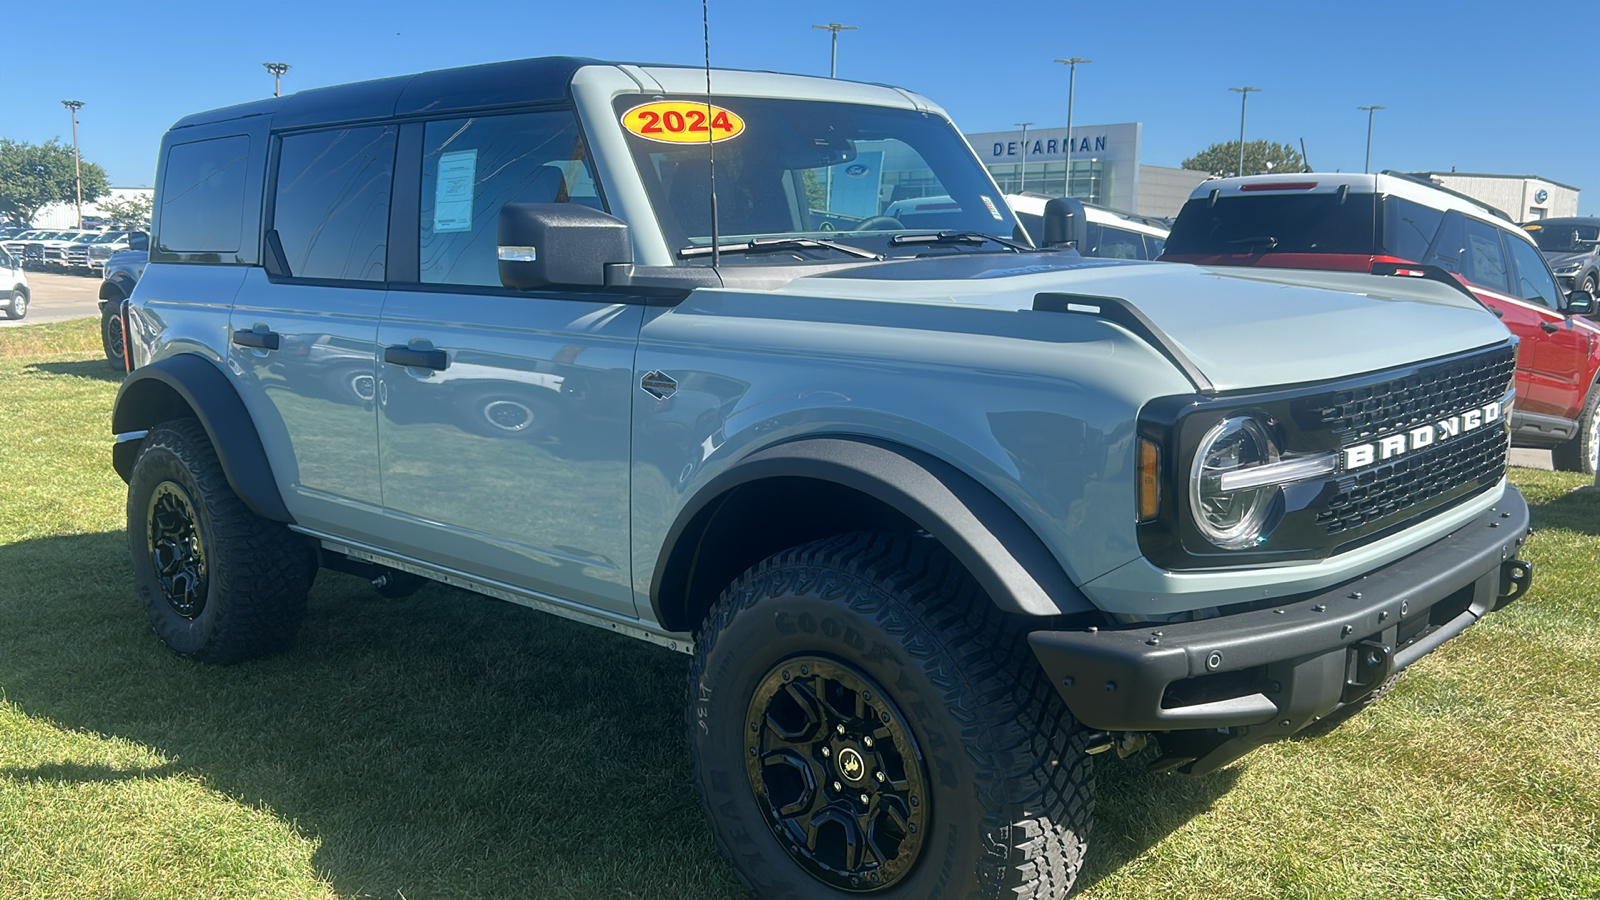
[
  {"left": 1498, "top": 559, "right": 1533, "bottom": 604},
  {"left": 1085, "top": 731, "right": 1149, "bottom": 759}
]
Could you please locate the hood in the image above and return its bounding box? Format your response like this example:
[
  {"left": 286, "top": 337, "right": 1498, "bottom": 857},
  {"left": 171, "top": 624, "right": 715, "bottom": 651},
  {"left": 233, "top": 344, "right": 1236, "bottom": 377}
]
[
  {"left": 778, "top": 255, "right": 1511, "bottom": 392},
  {"left": 1542, "top": 249, "right": 1592, "bottom": 268}
]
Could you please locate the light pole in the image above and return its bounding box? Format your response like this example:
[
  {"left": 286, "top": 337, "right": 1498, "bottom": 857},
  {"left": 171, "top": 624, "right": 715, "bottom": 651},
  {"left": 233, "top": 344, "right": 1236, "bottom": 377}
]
[
  {"left": 1229, "top": 87, "right": 1261, "bottom": 176},
  {"left": 61, "top": 100, "right": 84, "bottom": 228},
  {"left": 811, "top": 23, "right": 856, "bottom": 78},
  {"left": 1054, "top": 58, "right": 1091, "bottom": 198},
  {"left": 1015, "top": 122, "right": 1034, "bottom": 192},
  {"left": 1358, "top": 105, "right": 1385, "bottom": 174},
  {"left": 264, "top": 62, "right": 291, "bottom": 98}
]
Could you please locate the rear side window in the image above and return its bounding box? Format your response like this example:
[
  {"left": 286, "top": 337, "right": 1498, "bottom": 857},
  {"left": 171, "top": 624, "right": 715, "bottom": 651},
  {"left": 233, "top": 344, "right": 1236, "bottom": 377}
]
[
  {"left": 1085, "top": 223, "right": 1149, "bottom": 260},
  {"left": 1460, "top": 218, "right": 1510, "bottom": 295},
  {"left": 418, "top": 111, "right": 600, "bottom": 287},
  {"left": 272, "top": 126, "right": 397, "bottom": 282},
  {"left": 158, "top": 136, "right": 250, "bottom": 255},
  {"left": 1164, "top": 193, "right": 1377, "bottom": 256},
  {"left": 1381, "top": 197, "right": 1444, "bottom": 263}
]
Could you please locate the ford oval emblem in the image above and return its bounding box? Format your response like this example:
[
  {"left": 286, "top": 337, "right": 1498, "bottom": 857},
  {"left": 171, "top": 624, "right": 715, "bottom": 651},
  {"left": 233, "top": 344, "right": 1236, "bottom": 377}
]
[
  {"left": 845, "top": 164, "right": 869, "bottom": 177},
  {"left": 1535, "top": 188, "right": 1549, "bottom": 203}
]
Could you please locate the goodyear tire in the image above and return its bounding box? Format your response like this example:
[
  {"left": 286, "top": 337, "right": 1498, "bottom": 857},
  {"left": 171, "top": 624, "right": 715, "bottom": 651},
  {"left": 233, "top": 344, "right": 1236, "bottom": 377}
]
[
  {"left": 689, "top": 533, "right": 1093, "bottom": 900},
  {"left": 1551, "top": 381, "right": 1600, "bottom": 476},
  {"left": 100, "top": 297, "right": 126, "bottom": 369},
  {"left": 127, "top": 418, "right": 315, "bottom": 664}
]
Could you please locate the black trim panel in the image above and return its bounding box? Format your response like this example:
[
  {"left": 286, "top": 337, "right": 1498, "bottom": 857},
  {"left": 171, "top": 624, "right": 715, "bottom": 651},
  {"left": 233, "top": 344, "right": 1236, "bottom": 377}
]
[
  {"left": 111, "top": 354, "right": 291, "bottom": 522},
  {"left": 652, "top": 437, "right": 1095, "bottom": 630},
  {"left": 1030, "top": 486, "right": 1530, "bottom": 734}
]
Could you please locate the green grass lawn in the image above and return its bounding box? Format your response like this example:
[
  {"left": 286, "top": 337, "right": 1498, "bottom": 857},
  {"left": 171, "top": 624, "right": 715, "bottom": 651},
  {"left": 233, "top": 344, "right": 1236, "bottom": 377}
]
[{"left": 2, "top": 319, "right": 1598, "bottom": 899}]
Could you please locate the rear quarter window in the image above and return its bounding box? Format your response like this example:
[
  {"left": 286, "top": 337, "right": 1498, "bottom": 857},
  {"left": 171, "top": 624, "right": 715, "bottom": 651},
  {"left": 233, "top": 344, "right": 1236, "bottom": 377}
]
[{"left": 157, "top": 135, "right": 251, "bottom": 256}]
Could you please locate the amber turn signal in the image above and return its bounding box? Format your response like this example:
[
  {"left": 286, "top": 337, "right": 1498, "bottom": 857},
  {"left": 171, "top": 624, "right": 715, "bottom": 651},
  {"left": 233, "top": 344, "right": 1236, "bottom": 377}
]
[{"left": 1137, "top": 437, "right": 1160, "bottom": 522}]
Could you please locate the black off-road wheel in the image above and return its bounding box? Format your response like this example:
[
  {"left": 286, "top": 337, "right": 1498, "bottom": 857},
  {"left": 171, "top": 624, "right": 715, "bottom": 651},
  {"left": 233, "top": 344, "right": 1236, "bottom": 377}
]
[
  {"left": 127, "top": 418, "right": 315, "bottom": 664},
  {"left": 100, "top": 297, "right": 126, "bottom": 369},
  {"left": 689, "top": 533, "right": 1094, "bottom": 900},
  {"left": 1551, "top": 381, "right": 1600, "bottom": 476}
]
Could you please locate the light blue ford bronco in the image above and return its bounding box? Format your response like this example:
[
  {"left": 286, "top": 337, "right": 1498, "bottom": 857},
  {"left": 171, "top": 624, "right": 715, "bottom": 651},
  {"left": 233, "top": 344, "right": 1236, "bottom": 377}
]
[{"left": 112, "top": 57, "right": 1533, "bottom": 899}]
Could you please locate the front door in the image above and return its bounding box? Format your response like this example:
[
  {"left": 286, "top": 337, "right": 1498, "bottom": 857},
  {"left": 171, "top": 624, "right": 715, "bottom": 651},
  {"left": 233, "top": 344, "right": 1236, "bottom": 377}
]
[{"left": 374, "top": 109, "right": 640, "bottom": 616}]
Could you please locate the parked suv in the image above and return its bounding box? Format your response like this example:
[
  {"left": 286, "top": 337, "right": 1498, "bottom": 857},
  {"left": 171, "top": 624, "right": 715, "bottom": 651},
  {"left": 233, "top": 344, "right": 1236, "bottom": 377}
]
[
  {"left": 1524, "top": 216, "right": 1600, "bottom": 296},
  {"left": 114, "top": 59, "right": 1533, "bottom": 900},
  {"left": 98, "top": 248, "right": 148, "bottom": 368},
  {"left": 1005, "top": 193, "right": 1169, "bottom": 259},
  {"left": 0, "top": 246, "right": 28, "bottom": 319},
  {"left": 1163, "top": 172, "right": 1600, "bottom": 473}
]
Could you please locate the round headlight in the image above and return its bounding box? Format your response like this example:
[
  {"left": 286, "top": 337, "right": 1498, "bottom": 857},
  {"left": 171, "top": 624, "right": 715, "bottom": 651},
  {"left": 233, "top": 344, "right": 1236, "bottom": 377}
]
[{"left": 1190, "top": 416, "right": 1281, "bottom": 549}]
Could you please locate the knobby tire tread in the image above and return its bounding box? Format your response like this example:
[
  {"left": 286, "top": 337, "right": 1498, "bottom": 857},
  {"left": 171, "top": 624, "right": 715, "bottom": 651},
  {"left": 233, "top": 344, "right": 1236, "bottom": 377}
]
[
  {"left": 690, "top": 532, "right": 1093, "bottom": 900},
  {"left": 131, "top": 418, "right": 313, "bottom": 664}
]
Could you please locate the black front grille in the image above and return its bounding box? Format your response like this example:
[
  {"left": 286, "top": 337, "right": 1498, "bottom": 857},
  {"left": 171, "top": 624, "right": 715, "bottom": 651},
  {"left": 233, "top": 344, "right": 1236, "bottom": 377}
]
[
  {"left": 1318, "top": 424, "right": 1508, "bottom": 535},
  {"left": 1306, "top": 345, "right": 1516, "bottom": 446}
]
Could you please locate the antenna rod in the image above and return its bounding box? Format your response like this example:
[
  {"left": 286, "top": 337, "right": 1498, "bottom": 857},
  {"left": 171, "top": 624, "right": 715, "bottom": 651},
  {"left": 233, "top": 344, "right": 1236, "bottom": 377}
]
[
  {"left": 1299, "top": 137, "right": 1312, "bottom": 173},
  {"left": 703, "top": 0, "right": 719, "bottom": 269}
]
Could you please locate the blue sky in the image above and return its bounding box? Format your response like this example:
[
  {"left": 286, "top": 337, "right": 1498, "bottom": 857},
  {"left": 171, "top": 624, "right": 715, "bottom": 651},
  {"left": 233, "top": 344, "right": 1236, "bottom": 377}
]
[{"left": 4, "top": 0, "right": 1597, "bottom": 213}]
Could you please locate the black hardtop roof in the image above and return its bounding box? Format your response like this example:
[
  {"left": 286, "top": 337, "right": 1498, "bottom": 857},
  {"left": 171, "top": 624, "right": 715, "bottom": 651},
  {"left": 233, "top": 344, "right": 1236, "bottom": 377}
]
[{"left": 170, "top": 56, "right": 622, "bottom": 131}]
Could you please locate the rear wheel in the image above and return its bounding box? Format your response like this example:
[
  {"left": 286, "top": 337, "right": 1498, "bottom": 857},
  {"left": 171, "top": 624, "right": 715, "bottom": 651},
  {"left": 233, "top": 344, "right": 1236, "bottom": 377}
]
[
  {"left": 4, "top": 288, "right": 27, "bottom": 320},
  {"left": 127, "top": 419, "right": 315, "bottom": 664},
  {"left": 100, "top": 297, "right": 126, "bottom": 369},
  {"left": 1551, "top": 381, "right": 1600, "bottom": 475},
  {"left": 689, "top": 533, "right": 1094, "bottom": 899}
]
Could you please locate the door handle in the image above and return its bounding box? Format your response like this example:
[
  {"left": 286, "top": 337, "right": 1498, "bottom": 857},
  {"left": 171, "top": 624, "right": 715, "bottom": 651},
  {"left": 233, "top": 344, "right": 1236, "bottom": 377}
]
[
  {"left": 231, "top": 329, "right": 280, "bottom": 350},
  {"left": 384, "top": 345, "right": 449, "bottom": 371},
  {"left": 1541, "top": 321, "right": 1560, "bottom": 333}
]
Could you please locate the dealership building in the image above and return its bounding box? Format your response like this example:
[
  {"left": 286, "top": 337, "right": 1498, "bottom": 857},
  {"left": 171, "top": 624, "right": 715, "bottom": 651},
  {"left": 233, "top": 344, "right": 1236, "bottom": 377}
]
[
  {"left": 963, "top": 123, "right": 1210, "bottom": 219},
  {"left": 1405, "top": 172, "right": 1579, "bottom": 222}
]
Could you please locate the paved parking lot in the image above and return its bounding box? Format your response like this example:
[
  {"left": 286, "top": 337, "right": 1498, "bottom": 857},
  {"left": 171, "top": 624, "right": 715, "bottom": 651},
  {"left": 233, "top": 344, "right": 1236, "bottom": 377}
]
[{"left": 2, "top": 270, "right": 103, "bottom": 327}]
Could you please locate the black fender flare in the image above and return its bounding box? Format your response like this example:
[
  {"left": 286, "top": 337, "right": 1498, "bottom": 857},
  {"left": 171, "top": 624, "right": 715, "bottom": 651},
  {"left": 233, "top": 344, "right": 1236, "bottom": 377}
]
[
  {"left": 111, "top": 354, "right": 292, "bottom": 522},
  {"left": 652, "top": 436, "right": 1096, "bottom": 629}
]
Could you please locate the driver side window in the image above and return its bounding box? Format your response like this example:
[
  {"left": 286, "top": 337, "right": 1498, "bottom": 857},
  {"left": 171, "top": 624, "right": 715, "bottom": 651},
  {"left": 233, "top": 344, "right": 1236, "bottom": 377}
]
[{"left": 1503, "top": 233, "right": 1563, "bottom": 310}]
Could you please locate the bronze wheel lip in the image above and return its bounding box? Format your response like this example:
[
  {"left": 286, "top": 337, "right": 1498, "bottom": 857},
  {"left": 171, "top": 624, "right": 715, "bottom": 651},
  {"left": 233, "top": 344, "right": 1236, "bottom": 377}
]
[{"left": 146, "top": 479, "right": 209, "bottom": 619}]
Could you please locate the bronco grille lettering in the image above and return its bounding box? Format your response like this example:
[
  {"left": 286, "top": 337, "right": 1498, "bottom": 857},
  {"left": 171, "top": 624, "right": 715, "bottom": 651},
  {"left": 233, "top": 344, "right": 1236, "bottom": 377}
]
[{"left": 1341, "top": 400, "right": 1506, "bottom": 471}]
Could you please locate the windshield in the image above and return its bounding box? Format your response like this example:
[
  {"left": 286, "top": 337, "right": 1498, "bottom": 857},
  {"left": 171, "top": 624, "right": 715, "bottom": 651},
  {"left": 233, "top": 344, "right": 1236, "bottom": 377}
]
[
  {"left": 1165, "top": 194, "right": 1378, "bottom": 256},
  {"left": 615, "top": 95, "right": 1019, "bottom": 262},
  {"left": 1524, "top": 222, "right": 1599, "bottom": 253}
]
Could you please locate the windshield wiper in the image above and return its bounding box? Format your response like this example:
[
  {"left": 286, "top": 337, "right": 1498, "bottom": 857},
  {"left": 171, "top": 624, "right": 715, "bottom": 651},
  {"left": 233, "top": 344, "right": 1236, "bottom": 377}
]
[
  {"left": 1227, "top": 235, "right": 1279, "bottom": 250},
  {"left": 677, "top": 238, "right": 881, "bottom": 260},
  {"left": 887, "top": 230, "right": 1030, "bottom": 251}
]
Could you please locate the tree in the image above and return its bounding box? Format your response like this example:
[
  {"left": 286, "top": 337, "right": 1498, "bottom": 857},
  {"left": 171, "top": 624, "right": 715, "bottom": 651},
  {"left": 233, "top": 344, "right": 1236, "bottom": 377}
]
[
  {"left": 0, "top": 138, "right": 111, "bottom": 226},
  {"left": 1181, "top": 140, "right": 1306, "bottom": 178},
  {"left": 99, "top": 193, "right": 153, "bottom": 228}
]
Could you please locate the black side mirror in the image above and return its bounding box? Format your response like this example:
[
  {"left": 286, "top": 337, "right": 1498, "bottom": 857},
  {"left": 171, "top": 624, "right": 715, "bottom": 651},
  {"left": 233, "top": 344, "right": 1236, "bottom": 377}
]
[
  {"left": 1042, "top": 197, "right": 1088, "bottom": 250},
  {"left": 128, "top": 232, "right": 148, "bottom": 251},
  {"left": 1566, "top": 289, "right": 1595, "bottom": 317},
  {"left": 497, "top": 204, "right": 631, "bottom": 290}
]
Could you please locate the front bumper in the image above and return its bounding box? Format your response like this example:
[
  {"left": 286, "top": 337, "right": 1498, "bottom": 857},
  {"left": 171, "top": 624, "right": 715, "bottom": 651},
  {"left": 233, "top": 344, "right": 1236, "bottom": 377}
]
[{"left": 1030, "top": 486, "right": 1531, "bottom": 773}]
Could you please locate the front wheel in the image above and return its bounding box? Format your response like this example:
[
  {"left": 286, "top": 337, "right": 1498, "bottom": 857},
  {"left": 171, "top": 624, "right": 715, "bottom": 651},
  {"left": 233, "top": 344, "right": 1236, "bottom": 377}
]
[
  {"left": 1551, "top": 381, "right": 1600, "bottom": 476},
  {"left": 689, "top": 533, "right": 1094, "bottom": 899},
  {"left": 127, "top": 418, "right": 315, "bottom": 664}
]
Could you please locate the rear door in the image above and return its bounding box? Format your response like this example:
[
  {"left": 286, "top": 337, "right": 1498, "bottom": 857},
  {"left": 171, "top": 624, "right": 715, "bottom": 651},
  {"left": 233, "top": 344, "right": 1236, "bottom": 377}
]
[
  {"left": 375, "top": 109, "right": 641, "bottom": 617},
  {"left": 1426, "top": 212, "right": 1569, "bottom": 417},
  {"left": 227, "top": 124, "right": 397, "bottom": 539},
  {"left": 1502, "top": 232, "right": 1590, "bottom": 418}
]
